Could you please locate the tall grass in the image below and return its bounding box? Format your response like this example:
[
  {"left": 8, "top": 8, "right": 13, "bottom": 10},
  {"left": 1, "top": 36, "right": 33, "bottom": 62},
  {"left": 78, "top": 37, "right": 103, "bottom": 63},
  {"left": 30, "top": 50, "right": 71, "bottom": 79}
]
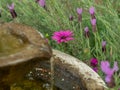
[{"left": 0, "top": 0, "right": 120, "bottom": 89}]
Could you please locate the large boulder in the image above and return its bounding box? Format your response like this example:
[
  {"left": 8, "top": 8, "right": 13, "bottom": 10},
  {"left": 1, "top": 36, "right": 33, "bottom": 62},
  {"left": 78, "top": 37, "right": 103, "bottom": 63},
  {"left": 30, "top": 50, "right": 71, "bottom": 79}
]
[
  {"left": 0, "top": 23, "right": 52, "bottom": 89},
  {"left": 33, "top": 49, "right": 107, "bottom": 90}
]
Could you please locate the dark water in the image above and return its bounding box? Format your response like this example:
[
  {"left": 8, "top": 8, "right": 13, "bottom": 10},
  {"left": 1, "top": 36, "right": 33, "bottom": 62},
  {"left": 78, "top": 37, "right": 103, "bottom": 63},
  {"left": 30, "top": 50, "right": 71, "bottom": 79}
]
[
  {"left": 10, "top": 79, "right": 59, "bottom": 90},
  {"left": 0, "top": 70, "right": 59, "bottom": 90}
]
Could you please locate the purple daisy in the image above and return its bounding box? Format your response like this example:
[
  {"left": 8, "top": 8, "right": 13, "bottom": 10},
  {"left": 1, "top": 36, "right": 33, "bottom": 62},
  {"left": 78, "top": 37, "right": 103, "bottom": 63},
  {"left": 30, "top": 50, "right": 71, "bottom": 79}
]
[{"left": 52, "top": 30, "right": 74, "bottom": 44}]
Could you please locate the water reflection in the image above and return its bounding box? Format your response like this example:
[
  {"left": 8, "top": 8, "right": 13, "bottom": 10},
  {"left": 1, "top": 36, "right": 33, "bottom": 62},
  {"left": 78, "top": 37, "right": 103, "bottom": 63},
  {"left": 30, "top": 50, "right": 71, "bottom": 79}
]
[
  {"left": 8, "top": 70, "right": 59, "bottom": 90},
  {"left": 11, "top": 80, "right": 58, "bottom": 90},
  {"left": 11, "top": 79, "right": 58, "bottom": 90}
]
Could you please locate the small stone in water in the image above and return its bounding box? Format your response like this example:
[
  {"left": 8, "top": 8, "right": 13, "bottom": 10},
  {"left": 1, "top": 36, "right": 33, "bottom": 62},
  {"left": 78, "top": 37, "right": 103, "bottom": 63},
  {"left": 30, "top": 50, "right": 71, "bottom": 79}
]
[
  {"left": 73, "top": 86, "right": 75, "bottom": 89},
  {"left": 61, "top": 78, "right": 64, "bottom": 81}
]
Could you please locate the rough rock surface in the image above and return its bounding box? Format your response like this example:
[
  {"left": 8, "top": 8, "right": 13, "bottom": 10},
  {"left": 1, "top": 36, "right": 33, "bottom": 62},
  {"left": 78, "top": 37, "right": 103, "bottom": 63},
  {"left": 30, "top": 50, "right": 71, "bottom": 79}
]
[
  {"left": 33, "top": 49, "right": 107, "bottom": 90},
  {"left": 0, "top": 23, "right": 52, "bottom": 89}
]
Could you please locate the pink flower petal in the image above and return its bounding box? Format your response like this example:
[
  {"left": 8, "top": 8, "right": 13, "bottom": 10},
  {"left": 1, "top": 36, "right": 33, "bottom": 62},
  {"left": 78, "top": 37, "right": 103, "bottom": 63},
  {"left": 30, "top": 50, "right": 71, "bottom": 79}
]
[
  {"left": 101, "top": 61, "right": 111, "bottom": 74},
  {"left": 89, "top": 6, "right": 95, "bottom": 15},
  {"left": 101, "top": 61, "right": 119, "bottom": 83},
  {"left": 38, "top": 0, "right": 45, "bottom": 7},
  {"left": 77, "top": 8, "right": 82, "bottom": 15},
  {"left": 113, "top": 61, "right": 119, "bottom": 72},
  {"left": 90, "top": 58, "right": 98, "bottom": 67},
  {"left": 91, "top": 19, "right": 96, "bottom": 25},
  {"left": 7, "top": 3, "right": 14, "bottom": 10},
  {"left": 105, "top": 75, "right": 111, "bottom": 82},
  {"left": 84, "top": 27, "right": 89, "bottom": 32},
  {"left": 102, "top": 41, "right": 106, "bottom": 47},
  {"left": 52, "top": 30, "right": 74, "bottom": 44}
]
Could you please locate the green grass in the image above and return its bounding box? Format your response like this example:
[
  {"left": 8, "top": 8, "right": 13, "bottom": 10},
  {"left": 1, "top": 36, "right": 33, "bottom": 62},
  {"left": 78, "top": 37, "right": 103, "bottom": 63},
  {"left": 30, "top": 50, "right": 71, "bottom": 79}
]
[{"left": 0, "top": 0, "right": 120, "bottom": 89}]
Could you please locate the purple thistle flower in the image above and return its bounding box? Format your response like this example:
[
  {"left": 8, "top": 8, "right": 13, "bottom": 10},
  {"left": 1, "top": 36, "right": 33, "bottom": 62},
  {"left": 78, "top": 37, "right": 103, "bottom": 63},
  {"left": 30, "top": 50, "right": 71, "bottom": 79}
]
[
  {"left": 101, "top": 61, "right": 119, "bottom": 83},
  {"left": 77, "top": 8, "right": 82, "bottom": 22},
  {"left": 90, "top": 58, "right": 98, "bottom": 67},
  {"left": 89, "top": 6, "right": 96, "bottom": 19},
  {"left": 102, "top": 41, "right": 106, "bottom": 47},
  {"left": 36, "top": 0, "right": 46, "bottom": 8},
  {"left": 91, "top": 19, "right": 97, "bottom": 32},
  {"left": 84, "top": 27, "right": 89, "bottom": 38},
  {"left": 91, "top": 19, "right": 96, "bottom": 25},
  {"left": 7, "top": 3, "right": 17, "bottom": 18},
  {"left": 89, "top": 6, "right": 95, "bottom": 15},
  {"left": 77, "top": 8, "right": 82, "bottom": 15},
  {"left": 52, "top": 30, "right": 74, "bottom": 44},
  {"left": 102, "top": 41, "right": 106, "bottom": 52},
  {"left": 7, "top": 3, "right": 14, "bottom": 10}
]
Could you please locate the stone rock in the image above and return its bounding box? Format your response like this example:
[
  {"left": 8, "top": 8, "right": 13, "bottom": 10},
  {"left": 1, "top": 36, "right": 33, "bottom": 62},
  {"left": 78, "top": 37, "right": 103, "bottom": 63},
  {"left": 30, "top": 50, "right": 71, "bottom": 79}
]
[
  {"left": 33, "top": 49, "right": 107, "bottom": 90},
  {"left": 0, "top": 22, "right": 52, "bottom": 88},
  {"left": 53, "top": 49, "right": 107, "bottom": 90}
]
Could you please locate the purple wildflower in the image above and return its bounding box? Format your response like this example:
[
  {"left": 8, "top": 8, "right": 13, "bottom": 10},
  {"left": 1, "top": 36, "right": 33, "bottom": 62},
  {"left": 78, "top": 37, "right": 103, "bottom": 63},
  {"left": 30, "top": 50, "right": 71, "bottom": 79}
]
[
  {"left": 77, "top": 8, "right": 82, "bottom": 15},
  {"left": 93, "top": 67, "right": 98, "bottom": 72},
  {"left": 77, "top": 8, "right": 82, "bottom": 22},
  {"left": 84, "top": 27, "right": 89, "bottom": 38},
  {"left": 91, "top": 19, "right": 97, "bottom": 32},
  {"left": 7, "top": 3, "right": 17, "bottom": 18},
  {"left": 36, "top": 0, "right": 46, "bottom": 8},
  {"left": 101, "top": 61, "right": 119, "bottom": 83},
  {"left": 90, "top": 58, "right": 98, "bottom": 67},
  {"left": 102, "top": 41, "right": 106, "bottom": 52},
  {"left": 89, "top": 6, "right": 95, "bottom": 15},
  {"left": 69, "top": 15, "right": 73, "bottom": 21},
  {"left": 89, "top": 6, "right": 96, "bottom": 19},
  {"left": 52, "top": 30, "right": 74, "bottom": 44},
  {"left": 91, "top": 19, "right": 96, "bottom": 25},
  {"left": 90, "top": 58, "right": 98, "bottom": 72}
]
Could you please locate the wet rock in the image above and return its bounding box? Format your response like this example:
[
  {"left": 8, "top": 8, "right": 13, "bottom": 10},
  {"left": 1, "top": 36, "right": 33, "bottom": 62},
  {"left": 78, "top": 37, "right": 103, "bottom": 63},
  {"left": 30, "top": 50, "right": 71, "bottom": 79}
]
[{"left": 0, "top": 23, "right": 52, "bottom": 89}]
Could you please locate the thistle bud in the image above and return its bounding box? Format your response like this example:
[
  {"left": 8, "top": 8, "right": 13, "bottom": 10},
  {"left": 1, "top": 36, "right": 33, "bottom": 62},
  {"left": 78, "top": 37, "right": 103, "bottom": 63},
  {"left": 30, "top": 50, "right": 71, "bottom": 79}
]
[
  {"left": 102, "top": 41, "right": 106, "bottom": 52},
  {"left": 77, "top": 8, "right": 82, "bottom": 22},
  {"left": 89, "top": 6, "right": 96, "bottom": 19},
  {"left": 7, "top": 3, "right": 17, "bottom": 18},
  {"left": 84, "top": 27, "right": 89, "bottom": 38}
]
